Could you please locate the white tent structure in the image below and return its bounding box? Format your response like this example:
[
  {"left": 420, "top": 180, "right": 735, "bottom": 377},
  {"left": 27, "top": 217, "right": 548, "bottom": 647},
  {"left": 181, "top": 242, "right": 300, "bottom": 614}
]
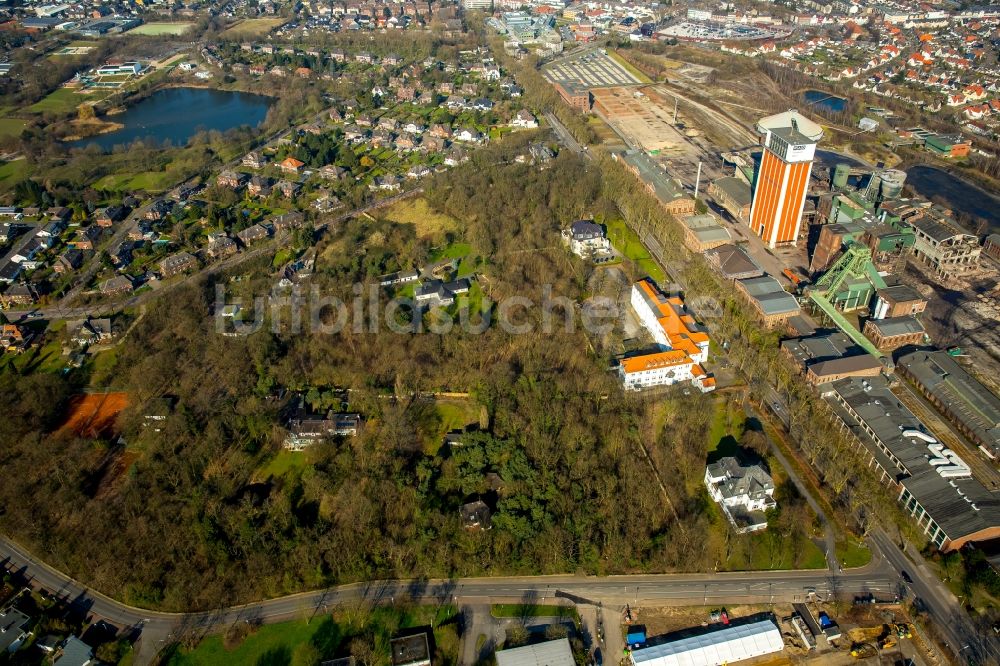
[{"left": 630, "top": 619, "right": 784, "bottom": 666}]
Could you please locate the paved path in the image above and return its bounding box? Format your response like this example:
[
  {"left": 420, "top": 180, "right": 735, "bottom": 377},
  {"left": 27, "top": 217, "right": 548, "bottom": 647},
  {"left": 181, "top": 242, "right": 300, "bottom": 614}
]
[{"left": 747, "top": 402, "right": 840, "bottom": 572}]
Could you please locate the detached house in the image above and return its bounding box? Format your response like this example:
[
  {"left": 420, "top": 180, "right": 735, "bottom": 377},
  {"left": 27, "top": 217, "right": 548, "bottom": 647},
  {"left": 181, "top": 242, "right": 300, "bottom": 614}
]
[
  {"left": 704, "top": 457, "right": 777, "bottom": 533},
  {"left": 511, "top": 110, "right": 538, "bottom": 128},
  {"left": 237, "top": 224, "right": 270, "bottom": 246},
  {"left": 278, "top": 157, "right": 306, "bottom": 174}
]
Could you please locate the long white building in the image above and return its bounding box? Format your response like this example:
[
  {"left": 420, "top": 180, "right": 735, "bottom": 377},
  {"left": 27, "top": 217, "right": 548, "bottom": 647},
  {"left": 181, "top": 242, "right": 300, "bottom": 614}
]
[
  {"left": 620, "top": 279, "right": 713, "bottom": 391},
  {"left": 631, "top": 619, "right": 784, "bottom": 666}
]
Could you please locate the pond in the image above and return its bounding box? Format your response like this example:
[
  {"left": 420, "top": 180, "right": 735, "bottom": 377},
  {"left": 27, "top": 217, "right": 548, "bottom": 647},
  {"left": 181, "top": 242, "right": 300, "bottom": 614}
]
[
  {"left": 71, "top": 87, "right": 274, "bottom": 151},
  {"left": 803, "top": 89, "right": 847, "bottom": 114},
  {"left": 906, "top": 164, "right": 1000, "bottom": 231}
]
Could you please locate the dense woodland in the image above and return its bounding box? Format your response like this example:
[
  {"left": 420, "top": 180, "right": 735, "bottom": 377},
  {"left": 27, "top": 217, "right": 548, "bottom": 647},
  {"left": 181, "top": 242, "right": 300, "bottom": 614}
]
[{"left": 0, "top": 150, "right": 755, "bottom": 611}]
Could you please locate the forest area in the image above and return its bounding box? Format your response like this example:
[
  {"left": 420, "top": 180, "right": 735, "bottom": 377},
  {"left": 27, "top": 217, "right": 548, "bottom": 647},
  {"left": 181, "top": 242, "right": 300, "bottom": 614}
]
[{"left": 0, "top": 148, "right": 762, "bottom": 612}]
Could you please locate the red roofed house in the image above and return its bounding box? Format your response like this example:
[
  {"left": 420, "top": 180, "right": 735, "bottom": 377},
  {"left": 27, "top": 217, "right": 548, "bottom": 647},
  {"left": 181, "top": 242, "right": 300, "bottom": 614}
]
[{"left": 279, "top": 157, "right": 305, "bottom": 173}]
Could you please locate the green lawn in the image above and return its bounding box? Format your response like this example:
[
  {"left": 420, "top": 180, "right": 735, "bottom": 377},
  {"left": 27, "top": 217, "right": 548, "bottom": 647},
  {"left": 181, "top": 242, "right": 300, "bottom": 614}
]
[
  {"left": 27, "top": 88, "right": 100, "bottom": 114},
  {"left": 168, "top": 605, "right": 459, "bottom": 666},
  {"left": 836, "top": 538, "right": 872, "bottom": 569},
  {"left": 87, "top": 348, "right": 120, "bottom": 387},
  {"left": 94, "top": 171, "right": 174, "bottom": 192},
  {"left": 220, "top": 18, "right": 287, "bottom": 38},
  {"left": 0, "top": 118, "right": 25, "bottom": 138},
  {"left": 257, "top": 450, "right": 307, "bottom": 480},
  {"left": 129, "top": 22, "right": 195, "bottom": 36},
  {"left": 436, "top": 399, "right": 479, "bottom": 432},
  {"left": 0, "top": 159, "right": 30, "bottom": 189},
  {"left": 491, "top": 604, "right": 577, "bottom": 619},
  {"left": 429, "top": 242, "right": 473, "bottom": 263},
  {"left": 608, "top": 50, "right": 654, "bottom": 84},
  {"left": 604, "top": 218, "right": 666, "bottom": 283}
]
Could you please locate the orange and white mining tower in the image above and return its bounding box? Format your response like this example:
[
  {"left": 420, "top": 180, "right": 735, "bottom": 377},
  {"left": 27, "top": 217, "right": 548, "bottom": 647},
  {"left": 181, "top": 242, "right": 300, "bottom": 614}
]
[{"left": 749, "top": 110, "right": 824, "bottom": 248}]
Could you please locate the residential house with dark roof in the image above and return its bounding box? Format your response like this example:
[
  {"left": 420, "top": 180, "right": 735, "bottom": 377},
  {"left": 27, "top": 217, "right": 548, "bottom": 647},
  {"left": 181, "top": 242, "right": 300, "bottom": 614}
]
[
  {"left": 705, "top": 456, "right": 776, "bottom": 533},
  {"left": 159, "top": 251, "right": 197, "bottom": 278}
]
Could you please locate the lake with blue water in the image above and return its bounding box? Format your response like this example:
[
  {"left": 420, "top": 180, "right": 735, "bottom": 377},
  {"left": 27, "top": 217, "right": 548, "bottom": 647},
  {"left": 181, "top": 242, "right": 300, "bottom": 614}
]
[
  {"left": 72, "top": 87, "right": 274, "bottom": 151},
  {"left": 803, "top": 90, "right": 847, "bottom": 114}
]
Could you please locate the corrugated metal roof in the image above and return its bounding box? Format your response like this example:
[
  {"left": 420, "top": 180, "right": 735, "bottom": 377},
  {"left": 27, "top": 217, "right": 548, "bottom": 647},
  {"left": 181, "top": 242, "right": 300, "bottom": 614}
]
[
  {"left": 631, "top": 620, "right": 784, "bottom": 666},
  {"left": 497, "top": 638, "right": 575, "bottom": 666}
]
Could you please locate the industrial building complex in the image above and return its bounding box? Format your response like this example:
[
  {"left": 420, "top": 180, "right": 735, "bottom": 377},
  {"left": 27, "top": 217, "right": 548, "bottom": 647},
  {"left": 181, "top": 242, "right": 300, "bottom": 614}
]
[{"left": 823, "top": 376, "right": 1000, "bottom": 550}]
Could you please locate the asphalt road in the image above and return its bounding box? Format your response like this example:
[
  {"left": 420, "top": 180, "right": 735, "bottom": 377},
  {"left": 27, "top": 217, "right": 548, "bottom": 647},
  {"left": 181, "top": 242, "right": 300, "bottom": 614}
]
[{"left": 0, "top": 533, "right": 899, "bottom": 665}]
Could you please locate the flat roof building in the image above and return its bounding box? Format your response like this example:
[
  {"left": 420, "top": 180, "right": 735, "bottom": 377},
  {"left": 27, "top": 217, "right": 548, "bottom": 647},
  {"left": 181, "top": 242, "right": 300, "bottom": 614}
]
[
  {"left": 781, "top": 331, "right": 883, "bottom": 384},
  {"left": 822, "top": 376, "right": 1000, "bottom": 550},
  {"left": 897, "top": 351, "right": 1000, "bottom": 460},
  {"left": 735, "top": 276, "right": 801, "bottom": 326},
  {"left": 681, "top": 213, "right": 731, "bottom": 253},
  {"left": 497, "top": 638, "right": 575, "bottom": 666},
  {"left": 862, "top": 315, "right": 926, "bottom": 352}
]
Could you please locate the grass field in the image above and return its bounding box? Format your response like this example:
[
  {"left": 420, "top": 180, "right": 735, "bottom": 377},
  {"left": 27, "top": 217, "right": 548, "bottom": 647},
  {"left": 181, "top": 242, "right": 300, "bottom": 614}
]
[
  {"left": 609, "top": 50, "right": 653, "bottom": 84},
  {"left": 604, "top": 218, "right": 667, "bottom": 283},
  {"left": 384, "top": 197, "right": 459, "bottom": 238},
  {"left": 0, "top": 118, "right": 26, "bottom": 138},
  {"left": 94, "top": 171, "right": 174, "bottom": 192},
  {"left": 491, "top": 604, "right": 577, "bottom": 619},
  {"left": 835, "top": 538, "right": 872, "bottom": 569},
  {"left": 129, "top": 22, "right": 195, "bottom": 36},
  {"left": 436, "top": 399, "right": 480, "bottom": 432},
  {"left": 221, "top": 18, "right": 287, "bottom": 38},
  {"left": 429, "top": 242, "right": 473, "bottom": 263},
  {"left": 0, "top": 159, "right": 31, "bottom": 190},
  {"left": 168, "top": 605, "right": 459, "bottom": 666},
  {"left": 257, "top": 450, "right": 307, "bottom": 480},
  {"left": 27, "top": 88, "right": 100, "bottom": 114}
]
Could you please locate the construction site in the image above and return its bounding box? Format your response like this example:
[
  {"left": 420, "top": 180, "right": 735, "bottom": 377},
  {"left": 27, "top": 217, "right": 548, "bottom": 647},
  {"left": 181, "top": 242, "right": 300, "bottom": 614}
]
[{"left": 625, "top": 598, "right": 933, "bottom": 666}]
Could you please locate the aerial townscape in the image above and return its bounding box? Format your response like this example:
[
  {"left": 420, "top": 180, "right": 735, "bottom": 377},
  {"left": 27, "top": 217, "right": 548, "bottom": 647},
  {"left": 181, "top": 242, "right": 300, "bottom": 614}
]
[{"left": 2, "top": 0, "right": 1000, "bottom": 664}]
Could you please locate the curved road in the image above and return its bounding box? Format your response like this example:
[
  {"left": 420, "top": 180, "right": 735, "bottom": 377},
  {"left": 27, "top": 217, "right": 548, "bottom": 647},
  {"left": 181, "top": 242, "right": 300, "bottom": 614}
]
[{"left": 1, "top": 534, "right": 897, "bottom": 665}]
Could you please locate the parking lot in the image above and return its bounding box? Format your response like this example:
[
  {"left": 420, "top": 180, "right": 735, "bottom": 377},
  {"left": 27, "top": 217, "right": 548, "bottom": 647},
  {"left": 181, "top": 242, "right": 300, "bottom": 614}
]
[{"left": 543, "top": 50, "right": 643, "bottom": 90}]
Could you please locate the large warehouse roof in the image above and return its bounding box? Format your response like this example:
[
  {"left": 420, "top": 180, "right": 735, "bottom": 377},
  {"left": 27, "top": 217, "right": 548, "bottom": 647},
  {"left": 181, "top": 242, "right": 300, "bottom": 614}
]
[{"left": 631, "top": 620, "right": 784, "bottom": 666}]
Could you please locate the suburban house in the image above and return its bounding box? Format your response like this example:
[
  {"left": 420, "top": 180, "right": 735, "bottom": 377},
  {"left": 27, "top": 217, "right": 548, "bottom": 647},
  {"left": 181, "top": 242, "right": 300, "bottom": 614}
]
[
  {"left": 67, "top": 316, "right": 113, "bottom": 346},
  {"left": 414, "top": 278, "right": 470, "bottom": 306},
  {"left": 278, "top": 157, "right": 306, "bottom": 173},
  {"left": 159, "top": 251, "right": 197, "bottom": 278},
  {"left": 217, "top": 170, "right": 246, "bottom": 189},
  {"left": 206, "top": 234, "right": 238, "bottom": 260},
  {"left": 0, "top": 282, "right": 41, "bottom": 307},
  {"left": 511, "top": 109, "right": 538, "bottom": 128},
  {"left": 247, "top": 175, "right": 273, "bottom": 197},
  {"left": 242, "top": 151, "right": 265, "bottom": 169},
  {"left": 620, "top": 279, "right": 715, "bottom": 392},
  {"left": 461, "top": 500, "right": 492, "bottom": 529},
  {"left": 52, "top": 636, "right": 95, "bottom": 666},
  {"left": 99, "top": 275, "right": 133, "bottom": 297},
  {"left": 276, "top": 180, "right": 301, "bottom": 198},
  {"left": 95, "top": 205, "right": 128, "bottom": 227},
  {"left": 237, "top": 224, "right": 270, "bottom": 246},
  {"left": 0, "top": 323, "right": 32, "bottom": 353},
  {"left": 0, "top": 607, "right": 31, "bottom": 653},
  {"left": 54, "top": 249, "right": 85, "bottom": 273},
  {"left": 561, "top": 220, "right": 611, "bottom": 260},
  {"left": 272, "top": 212, "right": 305, "bottom": 235},
  {"left": 704, "top": 456, "right": 777, "bottom": 533},
  {"left": 284, "top": 411, "right": 363, "bottom": 450}
]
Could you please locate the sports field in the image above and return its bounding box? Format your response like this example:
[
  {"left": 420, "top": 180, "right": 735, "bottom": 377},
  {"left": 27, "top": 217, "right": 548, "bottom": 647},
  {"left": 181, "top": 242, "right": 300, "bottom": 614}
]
[
  {"left": 221, "top": 18, "right": 286, "bottom": 38},
  {"left": 58, "top": 392, "right": 129, "bottom": 439},
  {"left": 129, "top": 22, "right": 195, "bottom": 36}
]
